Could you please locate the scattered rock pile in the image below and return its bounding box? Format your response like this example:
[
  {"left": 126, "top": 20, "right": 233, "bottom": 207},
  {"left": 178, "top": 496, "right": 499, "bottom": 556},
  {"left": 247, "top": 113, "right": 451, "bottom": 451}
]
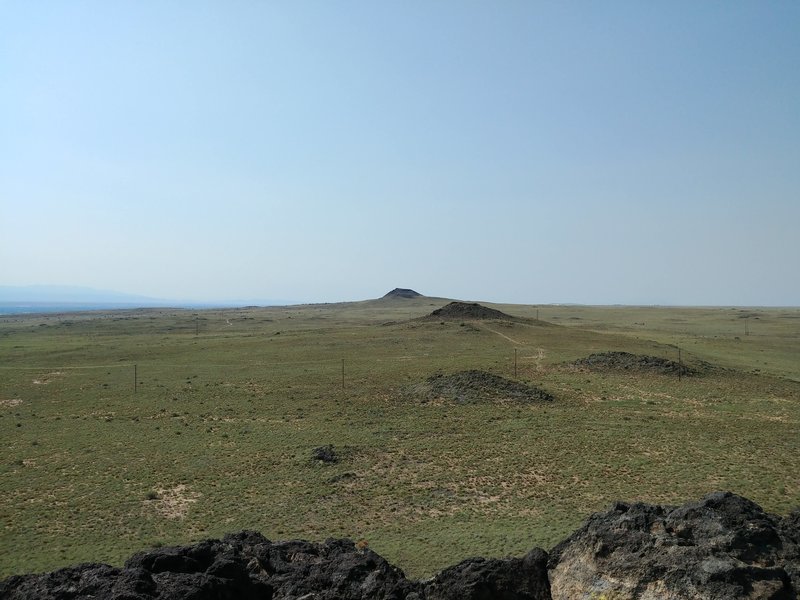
[
  {"left": 2, "top": 492, "right": 798, "bottom": 599},
  {"left": 425, "top": 302, "right": 514, "bottom": 321},
  {"left": 410, "top": 370, "right": 554, "bottom": 404},
  {"left": 571, "top": 351, "right": 696, "bottom": 376},
  {"left": 312, "top": 445, "right": 339, "bottom": 463}
]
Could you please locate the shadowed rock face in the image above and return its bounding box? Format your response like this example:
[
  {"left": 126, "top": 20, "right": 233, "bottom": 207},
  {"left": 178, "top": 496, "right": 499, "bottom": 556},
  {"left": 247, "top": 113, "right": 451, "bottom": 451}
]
[
  {"left": 0, "top": 532, "right": 551, "bottom": 600},
  {"left": 548, "top": 491, "right": 800, "bottom": 600},
  {"left": 2, "top": 493, "right": 797, "bottom": 600},
  {"left": 426, "top": 548, "right": 551, "bottom": 600},
  {"left": 0, "top": 533, "right": 423, "bottom": 600}
]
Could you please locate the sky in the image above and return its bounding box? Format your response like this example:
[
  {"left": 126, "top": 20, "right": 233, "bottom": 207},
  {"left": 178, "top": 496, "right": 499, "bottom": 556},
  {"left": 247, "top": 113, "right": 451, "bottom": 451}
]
[{"left": 1, "top": 2, "right": 798, "bottom": 306}]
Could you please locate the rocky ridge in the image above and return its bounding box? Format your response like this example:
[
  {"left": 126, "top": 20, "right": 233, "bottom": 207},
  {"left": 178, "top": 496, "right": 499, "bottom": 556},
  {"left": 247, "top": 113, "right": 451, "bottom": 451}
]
[{"left": 2, "top": 492, "right": 798, "bottom": 600}]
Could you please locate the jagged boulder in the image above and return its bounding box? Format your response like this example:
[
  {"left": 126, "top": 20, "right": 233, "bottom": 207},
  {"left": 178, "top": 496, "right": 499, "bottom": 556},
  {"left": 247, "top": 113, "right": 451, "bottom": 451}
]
[
  {"left": 0, "top": 563, "right": 158, "bottom": 600},
  {"left": 0, "top": 532, "right": 419, "bottom": 600},
  {"left": 424, "top": 548, "right": 551, "bottom": 600},
  {"left": 548, "top": 491, "right": 800, "bottom": 599}
]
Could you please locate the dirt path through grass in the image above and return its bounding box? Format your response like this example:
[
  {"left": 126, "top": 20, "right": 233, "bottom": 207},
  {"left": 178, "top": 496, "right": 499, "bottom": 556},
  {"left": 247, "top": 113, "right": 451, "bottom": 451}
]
[{"left": 480, "top": 324, "right": 525, "bottom": 345}]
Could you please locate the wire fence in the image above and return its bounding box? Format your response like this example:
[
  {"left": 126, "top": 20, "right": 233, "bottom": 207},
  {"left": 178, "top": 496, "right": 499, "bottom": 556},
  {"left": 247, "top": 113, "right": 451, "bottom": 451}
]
[{"left": 0, "top": 342, "right": 692, "bottom": 403}]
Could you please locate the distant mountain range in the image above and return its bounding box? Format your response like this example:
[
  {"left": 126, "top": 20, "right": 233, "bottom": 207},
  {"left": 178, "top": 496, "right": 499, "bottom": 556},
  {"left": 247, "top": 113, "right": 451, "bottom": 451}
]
[
  {"left": 0, "top": 285, "right": 295, "bottom": 315},
  {"left": 0, "top": 285, "right": 164, "bottom": 304}
]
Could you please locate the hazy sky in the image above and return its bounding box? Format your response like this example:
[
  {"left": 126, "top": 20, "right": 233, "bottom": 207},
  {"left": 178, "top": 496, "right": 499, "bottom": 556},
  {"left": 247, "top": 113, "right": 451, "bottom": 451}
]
[{"left": 2, "top": 2, "right": 798, "bottom": 305}]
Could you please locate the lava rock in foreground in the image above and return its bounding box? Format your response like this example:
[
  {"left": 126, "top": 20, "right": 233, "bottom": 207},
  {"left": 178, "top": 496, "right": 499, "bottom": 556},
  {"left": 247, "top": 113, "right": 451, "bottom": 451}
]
[
  {"left": 0, "top": 533, "right": 550, "bottom": 600},
  {"left": 549, "top": 491, "right": 799, "bottom": 599},
  {"left": 2, "top": 492, "right": 798, "bottom": 600}
]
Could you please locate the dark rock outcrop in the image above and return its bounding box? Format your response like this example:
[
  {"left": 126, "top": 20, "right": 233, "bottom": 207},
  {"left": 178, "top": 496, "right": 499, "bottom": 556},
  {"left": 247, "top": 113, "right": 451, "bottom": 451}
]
[
  {"left": 570, "top": 351, "right": 697, "bottom": 376},
  {"left": 426, "top": 302, "right": 513, "bottom": 321},
  {"left": 383, "top": 288, "right": 422, "bottom": 299},
  {"left": 2, "top": 493, "right": 798, "bottom": 600},
  {"left": 0, "top": 563, "right": 157, "bottom": 600},
  {"left": 424, "top": 548, "right": 551, "bottom": 600},
  {"left": 409, "top": 370, "right": 554, "bottom": 404},
  {"left": 548, "top": 491, "right": 799, "bottom": 599},
  {"left": 312, "top": 445, "right": 339, "bottom": 463},
  {"left": 0, "top": 532, "right": 419, "bottom": 600}
]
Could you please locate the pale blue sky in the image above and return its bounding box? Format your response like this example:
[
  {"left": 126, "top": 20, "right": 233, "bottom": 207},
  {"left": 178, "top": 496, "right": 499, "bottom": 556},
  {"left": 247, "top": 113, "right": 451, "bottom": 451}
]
[{"left": 1, "top": 2, "right": 798, "bottom": 305}]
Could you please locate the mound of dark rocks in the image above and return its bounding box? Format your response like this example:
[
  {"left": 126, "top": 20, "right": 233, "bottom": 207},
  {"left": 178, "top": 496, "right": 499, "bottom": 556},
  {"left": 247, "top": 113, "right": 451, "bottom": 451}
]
[
  {"left": 383, "top": 288, "right": 423, "bottom": 299},
  {"left": 571, "top": 351, "right": 696, "bottom": 376},
  {"left": 312, "top": 445, "right": 339, "bottom": 463},
  {"left": 426, "top": 302, "right": 514, "bottom": 321},
  {"left": 410, "top": 370, "right": 554, "bottom": 404},
  {"left": 2, "top": 492, "right": 798, "bottom": 600}
]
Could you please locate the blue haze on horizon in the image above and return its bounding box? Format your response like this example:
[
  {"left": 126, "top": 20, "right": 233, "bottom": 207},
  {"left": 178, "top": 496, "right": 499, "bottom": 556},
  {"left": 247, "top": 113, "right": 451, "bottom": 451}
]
[{"left": 1, "top": 2, "right": 798, "bottom": 306}]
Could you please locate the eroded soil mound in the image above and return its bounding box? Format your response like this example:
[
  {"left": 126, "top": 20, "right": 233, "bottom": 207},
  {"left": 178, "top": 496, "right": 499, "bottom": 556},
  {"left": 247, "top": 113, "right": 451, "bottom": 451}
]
[
  {"left": 410, "top": 370, "right": 554, "bottom": 403},
  {"left": 427, "top": 301, "right": 513, "bottom": 321},
  {"left": 571, "top": 351, "right": 696, "bottom": 376}
]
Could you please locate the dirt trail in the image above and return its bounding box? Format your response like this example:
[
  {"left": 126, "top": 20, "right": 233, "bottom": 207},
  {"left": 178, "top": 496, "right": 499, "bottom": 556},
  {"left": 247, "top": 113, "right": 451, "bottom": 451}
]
[
  {"left": 534, "top": 347, "right": 545, "bottom": 370},
  {"left": 480, "top": 325, "right": 525, "bottom": 345}
]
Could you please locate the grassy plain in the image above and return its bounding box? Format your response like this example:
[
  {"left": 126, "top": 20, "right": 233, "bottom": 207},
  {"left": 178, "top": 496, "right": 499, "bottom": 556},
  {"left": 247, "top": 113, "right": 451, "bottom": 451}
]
[{"left": 1, "top": 297, "right": 798, "bottom": 578}]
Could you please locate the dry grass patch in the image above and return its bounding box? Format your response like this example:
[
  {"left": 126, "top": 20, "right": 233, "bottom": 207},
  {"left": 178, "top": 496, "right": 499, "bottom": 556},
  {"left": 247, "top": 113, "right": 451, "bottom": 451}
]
[{"left": 144, "top": 485, "right": 201, "bottom": 519}]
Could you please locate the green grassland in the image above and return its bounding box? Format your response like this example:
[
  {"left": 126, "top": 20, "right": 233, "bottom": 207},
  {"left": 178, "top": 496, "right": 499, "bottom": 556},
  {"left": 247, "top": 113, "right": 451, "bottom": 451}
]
[{"left": 1, "top": 297, "right": 799, "bottom": 578}]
